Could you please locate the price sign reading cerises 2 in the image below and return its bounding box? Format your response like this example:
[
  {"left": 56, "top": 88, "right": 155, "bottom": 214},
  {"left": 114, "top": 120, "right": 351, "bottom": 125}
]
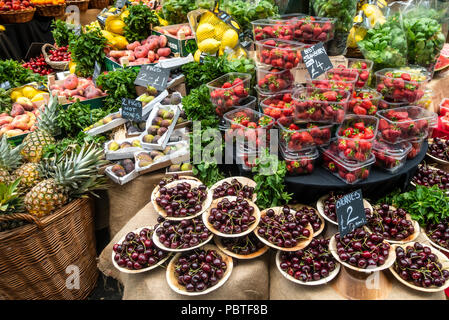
[
  {"left": 301, "top": 42, "right": 333, "bottom": 79},
  {"left": 121, "top": 98, "right": 142, "bottom": 122},
  {"left": 335, "top": 189, "right": 367, "bottom": 237},
  {"left": 134, "top": 65, "right": 170, "bottom": 91}
]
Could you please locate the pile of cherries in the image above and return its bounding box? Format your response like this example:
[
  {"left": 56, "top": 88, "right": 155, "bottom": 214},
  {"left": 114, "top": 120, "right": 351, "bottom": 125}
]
[
  {"left": 294, "top": 206, "right": 322, "bottom": 233},
  {"left": 426, "top": 218, "right": 449, "bottom": 251},
  {"left": 412, "top": 164, "right": 449, "bottom": 190},
  {"left": 220, "top": 233, "right": 265, "bottom": 256},
  {"left": 155, "top": 217, "right": 211, "bottom": 250},
  {"left": 393, "top": 243, "right": 449, "bottom": 288},
  {"left": 174, "top": 248, "right": 228, "bottom": 292},
  {"left": 279, "top": 238, "right": 337, "bottom": 282},
  {"left": 334, "top": 228, "right": 391, "bottom": 269},
  {"left": 212, "top": 179, "right": 255, "bottom": 200},
  {"left": 257, "top": 205, "right": 311, "bottom": 248},
  {"left": 366, "top": 204, "right": 415, "bottom": 241},
  {"left": 208, "top": 197, "right": 256, "bottom": 235},
  {"left": 113, "top": 228, "right": 168, "bottom": 270},
  {"left": 428, "top": 137, "right": 449, "bottom": 162},
  {"left": 48, "top": 45, "right": 71, "bottom": 62},
  {"left": 22, "top": 54, "right": 54, "bottom": 76},
  {"left": 155, "top": 181, "right": 208, "bottom": 217}
]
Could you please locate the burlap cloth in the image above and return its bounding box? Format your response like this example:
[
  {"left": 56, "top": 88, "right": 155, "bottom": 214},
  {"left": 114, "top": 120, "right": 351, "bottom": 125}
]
[{"left": 98, "top": 201, "right": 270, "bottom": 300}]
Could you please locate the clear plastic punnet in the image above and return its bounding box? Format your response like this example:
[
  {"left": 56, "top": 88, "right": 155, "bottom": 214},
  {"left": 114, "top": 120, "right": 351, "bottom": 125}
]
[
  {"left": 255, "top": 38, "right": 309, "bottom": 69},
  {"left": 321, "top": 139, "right": 376, "bottom": 185},
  {"left": 372, "top": 140, "right": 412, "bottom": 173}
]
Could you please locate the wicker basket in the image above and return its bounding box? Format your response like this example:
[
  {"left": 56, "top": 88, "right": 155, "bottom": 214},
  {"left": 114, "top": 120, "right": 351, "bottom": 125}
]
[
  {"left": 35, "top": 3, "right": 66, "bottom": 17},
  {"left": 66, "top": 0, "right": 89, "bottom": 11},
  {"left": 0, "top": 8, "right": 35, "bottom": 24},
  {"left": 0, "top": 198, "right": 98, "bottom": 300},
  {"left": 42, "top": 43, "right": 70, "bottom": 70},
  {"left": 89, "top": 0, "right": 109, "bottom": 9}
]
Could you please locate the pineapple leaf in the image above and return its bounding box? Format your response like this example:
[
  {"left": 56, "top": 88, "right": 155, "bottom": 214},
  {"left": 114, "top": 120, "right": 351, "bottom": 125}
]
[{"left": 0, "top": 178, "right": 24, "bottom": 215}]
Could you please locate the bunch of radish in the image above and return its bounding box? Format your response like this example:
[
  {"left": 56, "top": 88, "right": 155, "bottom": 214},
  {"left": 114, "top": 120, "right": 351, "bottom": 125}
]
[{"left": 107, "top": 35, "right": 172, "bottom": 66}]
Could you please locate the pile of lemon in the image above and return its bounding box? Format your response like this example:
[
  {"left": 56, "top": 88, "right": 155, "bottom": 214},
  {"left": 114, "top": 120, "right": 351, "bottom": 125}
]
[
  {"left": 10, "top": 86, "right": 46, "bottom": 104},
  {"left": 194, "top": 11, "right": 244, "bottom": 61},
  {"left": 347, "top": 2, "right": 387, "bottom": 49}
]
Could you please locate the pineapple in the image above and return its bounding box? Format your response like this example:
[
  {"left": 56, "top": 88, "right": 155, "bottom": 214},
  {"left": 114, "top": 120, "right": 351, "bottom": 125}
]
[
  {"left": 21, "top": 94, "right": 59, "bottom": 163},
  {"left": 0, "top": 135, "right": 22, "bottom": 184},
  {"left": 24, "top": 143, "right": 108, "bottom": 217},
  {"left": 0, "top": 179, "right": 25, "bottom": 232},
  {"left": 14, "top": 163, "right": 41, "bottom": 190}
]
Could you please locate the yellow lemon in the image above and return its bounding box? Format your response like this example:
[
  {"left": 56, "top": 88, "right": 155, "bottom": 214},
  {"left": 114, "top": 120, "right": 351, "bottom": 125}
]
[
  {"left": 221, "top": 29, "right": 238, "bottom": 49},
  {"left": 119, "top": 10, "right": 129, "bottom": 20},
  {"left": 196, "top": 23, "right": 215, "bottom": 42},
  {"left": 113, "top": 35, "right": 129, "bottom": 50},
  {"left": 22, "top": 86, "right": 38, "bottom": 99},
  {"left": 69, "top": 61, "right": 76, "bottom": 74},
  {"left": 31, "top": 93, "right": 45, "bottom": 102},
  {"left": 101, "top": 30, "right": 115, "bottom": 42},
  {"left": 198, "top": 38, "right": 221, "bottom": 54},
  {"left": 199, "top": 11, "right": 220, "bottom": 25},
  {"left": 194, "top": 49, "right": 202, "bottom": 63},
  {"left": 107, "top": 19, "right": 125, "bottom": 35},
  {"left": 10, "top": 90, "right": 22, "bottom": 102},
  {"left": 214, "top": 21, "right": 229, "bottom": 40},
  {"left": 0, "top": 25, "right": 5, "bottom": 32}
]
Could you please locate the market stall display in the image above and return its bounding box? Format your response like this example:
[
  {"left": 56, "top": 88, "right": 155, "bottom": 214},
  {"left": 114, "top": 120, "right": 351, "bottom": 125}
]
[{"left": 1, "top": 0, "right": 449, "bottom": 302}]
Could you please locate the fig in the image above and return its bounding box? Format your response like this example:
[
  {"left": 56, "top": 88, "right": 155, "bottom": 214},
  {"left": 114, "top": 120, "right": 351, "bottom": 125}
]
[
  {"left": 136, "top": 153, "right": 152, "bottom": 161},
  {"left": 148, "top": 125, "right": 160, "bottom": 135},
  {"left": 111, "top": 164, "right": 126, "bottom": 177},
  {"left": 146, "top": 86, "right": 157, "bottom": 96},
  {"left": 150, "top": 150, "right": 163, "bottom": 158},
  {"left": 170, "top": 94, "right": 182, "bottom": 105},
  {"left": 181, "top": 163, "right": 192, "bottom": 171},
  {"left": 163, "top": 111, "right": 174, "bottom": 119},
  {"left": 103, "top": 116, "right": 113, "bottom": 124},
  {"left": 168, "top": 164, "right": 180, "bottom": 172},
  {"left": 152, "top": 135, "right": 161, "bottom": 143},
  {"left": 121, "top": 159, "right": 135, "bottom": 174},
  {"left": 177, "top": 117, "right": 184, "bottom": 124},
  {"left": 153, "top": 154, "right": 164, "bottom": 161},
  {"left": 120, "top": 142, "right": 132, "bottom": 149},
  {"left": 157, "top": 109, "right": 165, "bottom": 117},
  {"left": 161, "top": 97, "right": 171, "bottom": 105},
  {"left": 109, "top": 141, "right": 119, "bottom": 151},
  {"left": 132, "top": 140, "right": 141, "bottom": 148},
  {"left": 152, "top": 117, "right": 163, "bottom": 126},
  {"left": 160, "top": 119, "right": 172, "bottom": 127},
  {"left": 157, "top": 127, "right": 168, "bottom": 136},
  {"left": 162, "top": 146, "right": 173, "bottom": 154},
  {"left": 139, "top": 160, "right": 153, "bottom": 167},
  {"left": 143, "top": 134, "right": 154, "bottom": 143},
  {"left": 137, "top": 122, "right": 146, "bottom": 131}
]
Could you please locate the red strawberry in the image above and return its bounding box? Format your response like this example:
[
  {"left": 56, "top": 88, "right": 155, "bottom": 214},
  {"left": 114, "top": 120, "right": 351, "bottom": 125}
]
[
  {"left": 346, "top": 173, "right": 356, "bottom": 183},
  {"left": 361, "top": 169, "right": 369, "bottom": 180},
  {"left": 401, "top": 73, "right": 411, "bottom": 81},
  {"left": 379, "top": 119, "right": 389, "bottom": 131}
]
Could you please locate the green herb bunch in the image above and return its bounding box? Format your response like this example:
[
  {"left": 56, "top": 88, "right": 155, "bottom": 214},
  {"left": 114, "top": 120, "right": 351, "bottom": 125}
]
[
  {"left": 181, "top": 84, "right": 218, "bottom": 128},
  {"left": 312, "top": 0, "right": 357, "bottom": 33},
  {"left": 95, "top": 67, "right": 138, "bottom": 112},
  {"left": 68, "top": 27, "right": 107, "bottom": 78},
  {"left": 161, "top": 0, "right": 198, "bottom": 24},
  {"left": 51, "top": 20, "right": 74, "bottom": 47},
  {"left": 0, "top": 88, "right": 12, "bottom": 114},
  {"left": 358, "top": 14, "right": 408, "bottom": 69},
  {"left": 57, "top": 101, "right": 110, "bottom": 138},
  {"left": 124, "top": 4, "right": 160, "bottom": 42},
  {"left": 0, "top": 60, "right": 45, "bottom": 87},
  {"left": 381, "top": 185, "right": 449, "bottom": 226},
  {"left": 221, "top": 0, "right": 279, "bottom": 32},
  {"left": 253, "top": 148, "right": 292, "bottom": 209}
]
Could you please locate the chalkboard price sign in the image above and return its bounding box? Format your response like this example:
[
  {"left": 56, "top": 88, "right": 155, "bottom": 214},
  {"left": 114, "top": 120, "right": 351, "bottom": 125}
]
[
  {"left": 300, "top": 42, "right": 333, "bottom": 79},
  {"left": 0, "top": 81, "right": 11, "bottom": 90},
  {"left": 134, "top": 65, "right": 170, "bottom": 91},
  {"left": 335, "top": 189, "right": 367, "bottom": 237},
  {"left": 121, "top": 98, "right": 142, "bottom": 122},
  {"left": 116, "top": 0, "right": 126, "bottom": 8}
]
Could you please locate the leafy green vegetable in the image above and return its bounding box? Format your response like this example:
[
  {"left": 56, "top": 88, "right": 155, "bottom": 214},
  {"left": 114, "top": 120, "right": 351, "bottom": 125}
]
[
  {"left": 403, "top": 9, "right": 445, "bottom": 68},
  {"left": 182, "top": 84, "right": 219, "bottom": 128},
  {"left": 221, "top": 0, "right": 279, "bottom": 32},
  {"left": 0, "top": 60, "right": 45, "bottom": 87},
  {"left": 68, "top": 27, "right": 107, "bottom": 78},
  {"left": 51, "top": 20, "right": 74, "bottom": 47},
  {"left": 0, "top": 88, "right": 11, "bottom": 114},
  {"left": 161, "top": 0, "right": 198, "bottom": 24},
  {"left": 383, "top": 185, "right": 449, "bottom": 226},
  {"left": 252, "top": 148, "right": 292, "bottom": 209},
  {"left": 42, "top": 135, "right": 106, "bottom": 161},
  {"left": 312, "top": 0, "right": 357, "bottom": 33},
  {"left": 181, "top": 54, "right": 255, "bottom": 91},
  {"left": 96, "top": 68, "right": 138, "bottom": 112},
  {"left": 124, "top": 4, "right": 160, "bottom": 42},
  {"left": 358, "top": 14, "right": 408, "bottom": 69},
  {"left": 190, "top": 126, "right": 224, "bottom": 187},
  {"left": 57, "top": 101, "right": 110, "bottom": 138}
]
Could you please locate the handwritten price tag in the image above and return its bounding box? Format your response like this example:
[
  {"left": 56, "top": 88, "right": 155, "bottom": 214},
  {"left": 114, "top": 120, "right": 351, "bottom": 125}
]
[
  {"left": 301, "top": 42, "right": 333, "bottom": 79},
  {"left": 134, "top": 65, "right": 170, "bottom": 91},
  {"left": 336, "top": 189, "right": 367, "bottom": 237}
]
